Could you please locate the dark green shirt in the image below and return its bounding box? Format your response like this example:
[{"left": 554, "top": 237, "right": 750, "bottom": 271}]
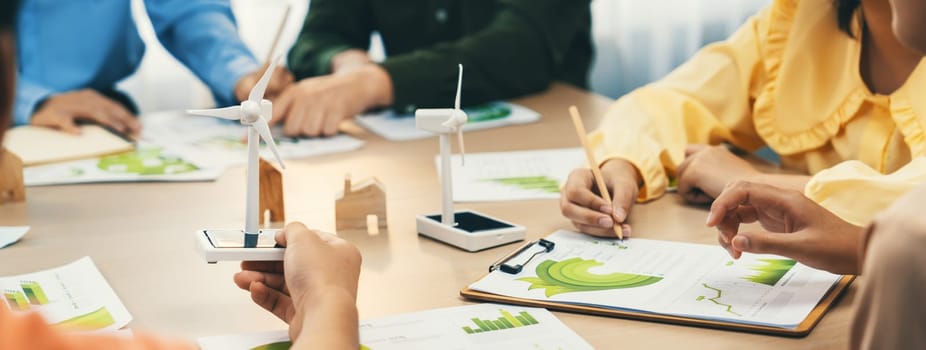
[{"left": 287, "top": 0, "right": 593, "bottom": 113}]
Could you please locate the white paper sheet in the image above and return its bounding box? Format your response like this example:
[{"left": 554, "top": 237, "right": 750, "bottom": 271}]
[
  {"left": 24, "top": 144, "right": 223, "bottom": 186},
  {"left": 356, "top": 102, "right": 541, "bottom": 141},
  {"left": 141, "top": 111, "right": 365, "bottom": 168},
  {"left": 469, "top": 231, "right": 843, "bottom": 328},
  {"left": 437, "top": 148, "right": 584, "bottom": 202},
  {"left": 198, "top": 304, "right": 592, "bottom": 350},
  {"left": 0, "top": 226, "right": 29, "bottom": 248},
  {"left": 1, "top": 257, "right": 133, "bottom": 332}
]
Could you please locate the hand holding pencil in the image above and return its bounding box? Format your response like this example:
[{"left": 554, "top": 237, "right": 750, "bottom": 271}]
[{"left": 561, "top": 106, "right": 643, "bottom": 239}]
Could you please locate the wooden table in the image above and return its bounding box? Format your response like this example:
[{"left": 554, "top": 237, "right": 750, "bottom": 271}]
[{"left": 0, "top": 84, "right": 855, "bottom": 348}]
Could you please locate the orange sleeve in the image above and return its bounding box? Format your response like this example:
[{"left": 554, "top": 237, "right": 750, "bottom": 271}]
[{"left": 0, "top": 306, "right": 196, "bottom": 350}]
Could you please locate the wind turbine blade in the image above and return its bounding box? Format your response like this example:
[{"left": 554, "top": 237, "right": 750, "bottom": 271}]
[
  {"left": 454, "top": 64, "right": 463, "bottom": 110},
  {"left": 186, "top": 106, "right": 241, "bottom": 120},
  {"left": 457, "top": 128, "right": 466, "bottom": 166},
  {"left": 249, "top": 56, "right": 282, "bottom": 103},
  {"left": 253, "top": 116, "right": 286, "bottom": 169}
]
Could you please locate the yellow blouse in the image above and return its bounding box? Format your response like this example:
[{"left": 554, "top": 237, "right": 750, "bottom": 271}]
[{"left": 591, "top": 0, "right": 926, "bottom": 226}]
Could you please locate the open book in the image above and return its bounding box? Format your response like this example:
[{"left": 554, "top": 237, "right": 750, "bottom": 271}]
[{"left": 463, "top": 230, "right": 852, "bottom": 336}]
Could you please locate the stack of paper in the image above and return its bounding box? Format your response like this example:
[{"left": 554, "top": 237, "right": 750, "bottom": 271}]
[
  {"left": 141, "top": 111, "right": 365, "bottom": 168},
  {"left": 356, "top": 102, "right": 541, "bottom": 141},
  {"left": 3, "top": 125, "right": 134, "bottom": 166}
]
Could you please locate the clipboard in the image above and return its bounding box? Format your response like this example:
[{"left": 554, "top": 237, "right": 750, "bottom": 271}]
[{"left": 461, "top": 237, "right": 855, "bottom": 337}]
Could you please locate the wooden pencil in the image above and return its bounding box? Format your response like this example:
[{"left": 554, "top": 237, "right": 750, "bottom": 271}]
[{"left": 568, "top": 106, "right": 624, "bottom": 240}]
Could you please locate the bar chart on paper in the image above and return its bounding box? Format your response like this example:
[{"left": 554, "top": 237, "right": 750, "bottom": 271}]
[
  {"left": 0, "top": 257, "right": 132, "bottom": 331},
  {"left": 441, "top": 148, "right": 585, "bottom": 202},
  {"left": 461, "top": 308, "right": 540, "bottom": 334},
  {"left": 199, "top": 304, "right": 593, "bottom": 350}
]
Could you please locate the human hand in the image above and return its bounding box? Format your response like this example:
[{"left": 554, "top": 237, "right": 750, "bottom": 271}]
[
  {"left": 706, "top": 181, "right": 864, "bottom": 274},
  {"left": 677, "top": 144, "right": 760, "bottom": 205},
  {"left": 560, "top": 158, "right": 640, "bottom": 237},
  {"left": 234, "top": 222, "right": 361, "bottom": 342},
  {"left": 235, "top": 64, "right": 294, "bottom": 102},
  {"left": 330, "top": 49, "right": 374, "bottom": 73},
  {"left": 270, "top": 64, "right": 393, "bottom": 137},
  {"left": 31, "top": 89, "right": 141, "bottom": 136}
]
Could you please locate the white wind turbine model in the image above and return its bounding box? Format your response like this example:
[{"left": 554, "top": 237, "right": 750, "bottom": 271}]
[
  {"left": 415, "top": 64, "right": 525, "bottom": 252},
  {"left": 191, "top": 60, "right": 286, "bottom": 262}
]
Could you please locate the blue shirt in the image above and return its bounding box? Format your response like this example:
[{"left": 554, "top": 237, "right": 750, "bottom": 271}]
[{"left": 14, "top": 0, "right": 260, "bottom": 125}]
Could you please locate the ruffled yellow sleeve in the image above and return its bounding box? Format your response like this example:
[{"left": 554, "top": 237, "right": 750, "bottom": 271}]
[
  {"left": 590, "top": 1, "right": 795, "bottom": 201},
  {"left": 805, "top": 158, "right": 926, "bottom": 227}
]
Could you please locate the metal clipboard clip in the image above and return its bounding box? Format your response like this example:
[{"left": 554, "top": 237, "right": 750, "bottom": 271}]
[{"left": 488, "top": 238, "right": 555, "bottom": 274}]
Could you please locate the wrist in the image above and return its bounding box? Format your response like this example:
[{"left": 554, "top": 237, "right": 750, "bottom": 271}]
[
  {"left": 601, "top": 158, "right": 644, "bottom": 189},
  {"left": 300, "top": 287, "right": 357, "bottom": 315},
  {"left": 298, "top": 288, "right": 358, "bottom": 333},
  {"left": 331, "top": 49, "right": 373, "bottom": 73},
  {"left": 350, "top": 64, "right": 394, "bottom": 108}
]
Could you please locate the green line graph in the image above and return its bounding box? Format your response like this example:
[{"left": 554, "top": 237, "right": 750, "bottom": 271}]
[
  {"left": 4, "top": 290, "right": 29, "bottom": 311},
  {"left": 21, "top": 281, "right": 49, "bottom": 305},
  {"left": 743, "top": 259, "right": 796, "bottom": 286},
  {"left": 483, "top": 176, "right": 561, "bottom": 193},
  {"left": 696, "top": 283, "right": 741, "bottom": 316},
  {"left": 461, "top": 309, "right": 540, "bottom": 334},
  {"left": 518, "top": 258, "right": 663, "bottom": 297}
]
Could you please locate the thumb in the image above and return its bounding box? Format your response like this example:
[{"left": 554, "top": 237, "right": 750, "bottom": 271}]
[
  {"left": 731, "top": 231, "right": 798, "bottom": 257},
  {"left": 57, "top": 117, "right": 81, "bottom": 135},
  {"left": 608, "top": 180, "right": 636, "bottom": 223}
]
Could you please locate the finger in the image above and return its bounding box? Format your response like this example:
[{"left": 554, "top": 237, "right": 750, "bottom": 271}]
[
  {"left": 562, "top": 202, "right": 614, "bottom": 227},
  {"left": 708, "top": 181, "right": 804, "bottom": 227},
  {"left": 731, "top": 230, "right": 802, "bottom": 258},
  {"left": 234, "top": 270, "right": 288, "bottom": 292},
  {"left": 283, "top": 99, "right": 305, "bottom": 137},
  {"left": 564, "top": 170, "right": 609, "bottom": 209},
  {"left": 303, "top": 105, "right": 326, "bottom": 137},
  {"left": 240, "top": 261, "right": 284, "bottom": 274},
  {"left": 573, "top": 222, "right": 616, "bottom": 238},
  {"left": 573, "top": 222, "right": 633, "bottom": 238},
  {"left": 49, "top": 113, "right": 82, "bottom": 134},
  {"left": 249, "top": 281, "right": 295, "bottom": 323},
  {"left": 76, "top": 92, "right": 129, "bottom": 133},
  {"left": 280, "top": 222, "right": 312, "bottom": 247},
  {"left": 604, "top": 177, "right": 636, "bottom": 223},
  {"left": 101, "top": 99, "right": 139, "bottom": 134},
  {"left": 717, "top": 233, "right": 738, "bottom": 258},
  {"left": 716, "top": 205, "right": 758, "bottom": 244},
  {"left": 271, "top": 89, "right": 294, "bottom": 125},
  {"left": 685, "top": 144, "right": 708, "bottom": 157},
  {"left": 321, "top": 110, "right": 343, "bottom": 136}
]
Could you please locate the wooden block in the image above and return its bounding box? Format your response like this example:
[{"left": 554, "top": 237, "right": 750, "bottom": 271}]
[
  {"left": 259, "top": 158, "right": 285, "bottom": 225},
  {"left": 0, "top": 147, "right": 25, "bottom": 204},
  {"left": 336, "top": 175, "right": 387, "bottom": 231}
]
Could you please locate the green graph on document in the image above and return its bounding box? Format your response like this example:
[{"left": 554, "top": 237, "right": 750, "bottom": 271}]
[
  {"left": 696, "top": 283, "right": 741, "bottom": 316},
  {"left": 518, "top": 258, "right": 662, "bottom": 297},
  {"left": 743, "top": 259, "right": 796, "bottom": 286},
  {"left": 483, "top": 176, "right": 561, "bottom": 193}
]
